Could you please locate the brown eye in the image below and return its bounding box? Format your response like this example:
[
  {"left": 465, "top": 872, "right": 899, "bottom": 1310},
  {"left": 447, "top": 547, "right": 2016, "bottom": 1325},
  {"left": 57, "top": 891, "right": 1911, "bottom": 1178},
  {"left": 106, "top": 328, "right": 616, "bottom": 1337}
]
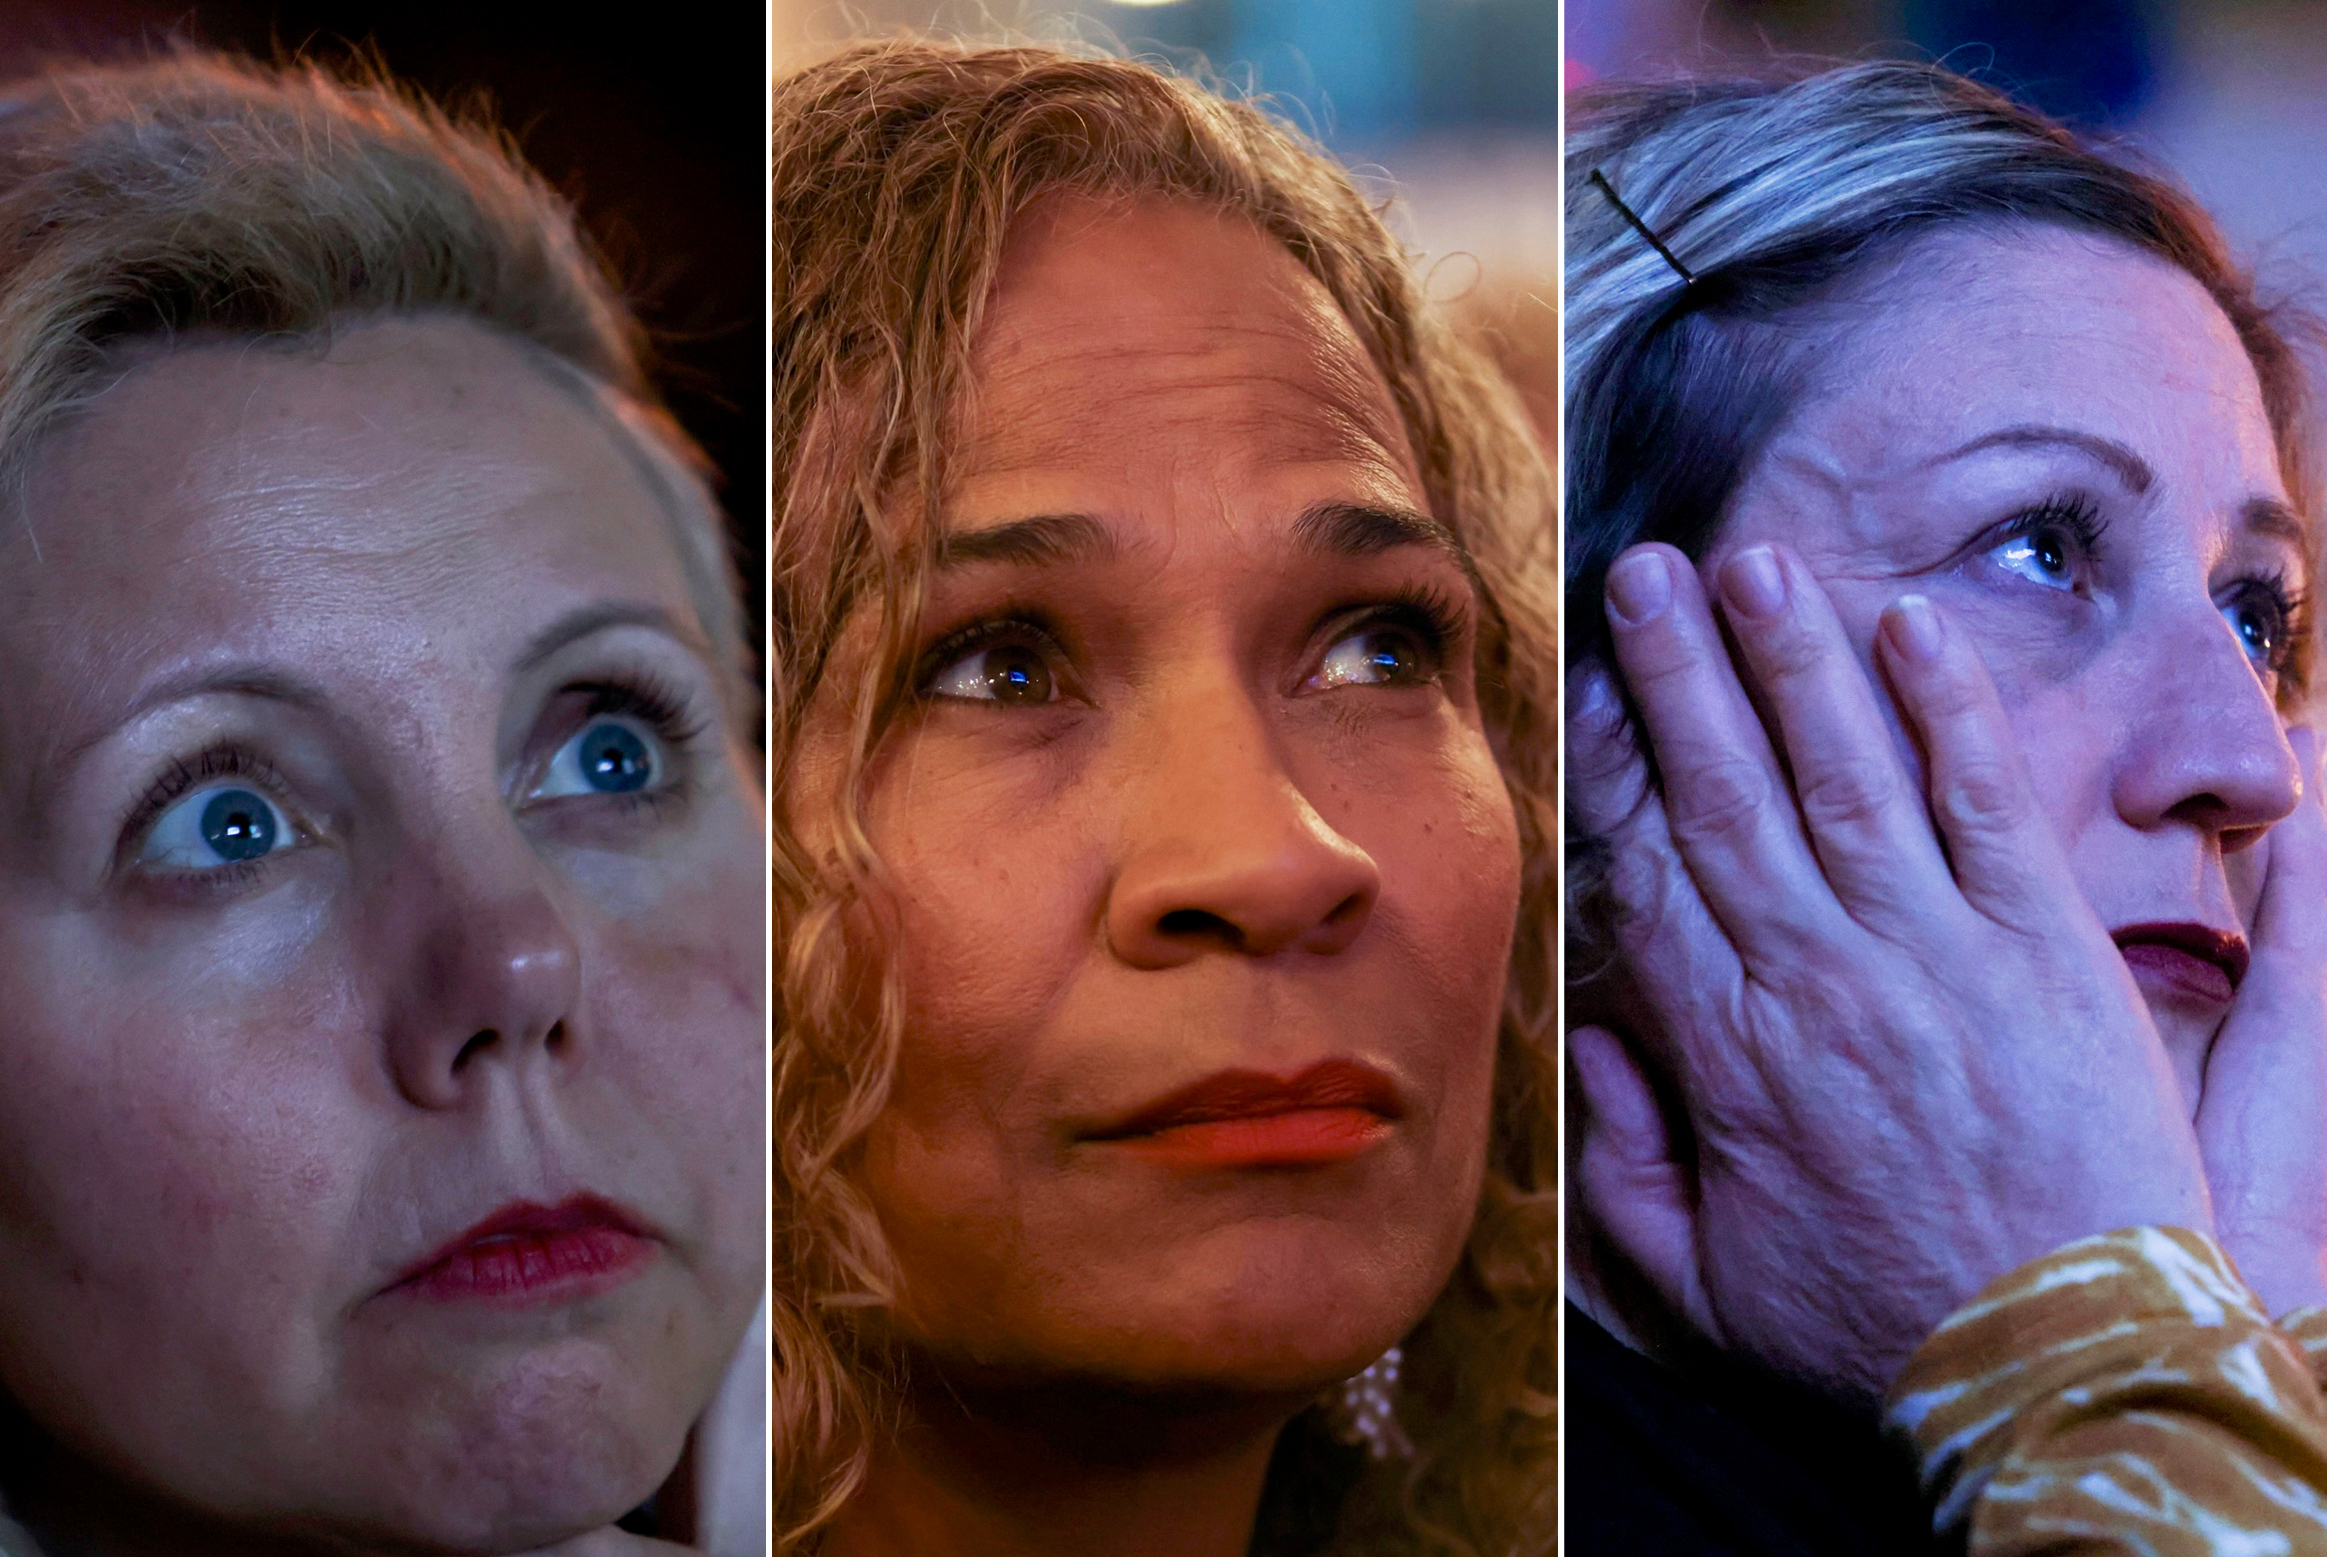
[
  {"left": 926, "top": 639, "right": 1060, "bottom": 705},
  {"left": 1312, "top": 625, "right": 1436, "bottom": 690}
]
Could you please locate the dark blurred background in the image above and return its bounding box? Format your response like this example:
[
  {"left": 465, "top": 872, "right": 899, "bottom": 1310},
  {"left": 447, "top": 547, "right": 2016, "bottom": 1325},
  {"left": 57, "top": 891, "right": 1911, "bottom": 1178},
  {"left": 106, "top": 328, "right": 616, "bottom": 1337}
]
[
  {"left": 0, "top": 2, "right": 765, "bottom": 659},
  {"left": 1568, "top": 0, "right": 2327, "bottom": 320}
]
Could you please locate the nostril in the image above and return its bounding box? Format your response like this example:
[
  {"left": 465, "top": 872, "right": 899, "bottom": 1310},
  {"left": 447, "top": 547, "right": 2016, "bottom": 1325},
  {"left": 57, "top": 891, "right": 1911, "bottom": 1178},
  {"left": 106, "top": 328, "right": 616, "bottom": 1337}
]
[
  {"left": 452, "top": 1029, "right": 497, "bottom": 1072},
  {"left": 1157, "top": 907, "right": 1244, "bottom": 950},
  {"left": 543, "top": 1019, "right": 571, "bottom": 1054}
]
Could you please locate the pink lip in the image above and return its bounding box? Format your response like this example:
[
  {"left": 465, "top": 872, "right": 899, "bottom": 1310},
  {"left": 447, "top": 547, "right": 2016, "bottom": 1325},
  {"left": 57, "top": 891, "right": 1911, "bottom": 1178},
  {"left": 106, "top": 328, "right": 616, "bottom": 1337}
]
[
  {"left": 2114, "top": 922, "right": 2249, "bottom": 1007},
  {"left": 387, "top": 1195, "right": 658, "bottom": 1306},
  {"left": 1084, "top": 1060, "right": 1405, "bottom": 1170}
]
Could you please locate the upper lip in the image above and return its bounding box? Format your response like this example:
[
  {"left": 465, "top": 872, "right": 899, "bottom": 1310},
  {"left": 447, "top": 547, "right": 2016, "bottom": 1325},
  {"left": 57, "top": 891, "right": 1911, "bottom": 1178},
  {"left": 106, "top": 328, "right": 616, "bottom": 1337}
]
[
  {"left": 2112, "top": 921, "right": 2251, "bottom": 990},
  {"left": 1085, "top": 1059, "right": 1407, "bottom": 1141},
  {"left": 387, "top": 1193, "right": 656, "bottom": 1290}
]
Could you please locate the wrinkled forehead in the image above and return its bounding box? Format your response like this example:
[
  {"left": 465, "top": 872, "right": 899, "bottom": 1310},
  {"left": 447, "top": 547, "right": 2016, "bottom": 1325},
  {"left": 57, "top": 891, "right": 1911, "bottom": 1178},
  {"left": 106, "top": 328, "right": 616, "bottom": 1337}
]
[
  {"left": 0, "top": 319, "right": 710, "bottom": 698},
  {"left": 949, "top": 196, "right": 1422, "bottom": 504},
  {"left": 1787, "top": 224, "right": 2291, "bottom": 510}
]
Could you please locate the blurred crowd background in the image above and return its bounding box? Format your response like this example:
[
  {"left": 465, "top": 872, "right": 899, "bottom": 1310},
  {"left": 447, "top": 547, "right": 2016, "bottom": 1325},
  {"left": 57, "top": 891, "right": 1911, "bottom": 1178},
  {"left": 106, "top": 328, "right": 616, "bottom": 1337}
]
[
  {"left": 774, "top": 0, "right": 1562, "bottom": 440},
  {"left": 1571, "top": 0, "right": 2327, "bottom": 321}
]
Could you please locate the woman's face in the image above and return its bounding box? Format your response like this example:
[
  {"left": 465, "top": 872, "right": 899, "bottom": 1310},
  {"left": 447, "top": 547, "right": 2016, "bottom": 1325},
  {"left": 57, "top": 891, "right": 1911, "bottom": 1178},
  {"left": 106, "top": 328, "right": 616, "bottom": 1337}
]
[
  {"left": 1713, "top": 223, "right": 2305, "bottom": 1107},
  {"left": 0, "top": 320, "right": 764, "bottom": 1546},
  {"left": 851, "top": 198, "right": 1518, "bottom": 1402}
]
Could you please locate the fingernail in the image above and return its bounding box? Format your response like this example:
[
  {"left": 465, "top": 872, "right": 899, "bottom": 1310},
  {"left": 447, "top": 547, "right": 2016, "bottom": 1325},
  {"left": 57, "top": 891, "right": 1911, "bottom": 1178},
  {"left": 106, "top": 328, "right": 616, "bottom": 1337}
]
[
  {"left": 1723, "top": 545, "right": 1786, "bottom": 619},
  {"left": 1888, "top": 594, "right": 1943, "bottom": 662},
  {"left": 1606, "top": 550, "right": 1672, "bottom": 626}
]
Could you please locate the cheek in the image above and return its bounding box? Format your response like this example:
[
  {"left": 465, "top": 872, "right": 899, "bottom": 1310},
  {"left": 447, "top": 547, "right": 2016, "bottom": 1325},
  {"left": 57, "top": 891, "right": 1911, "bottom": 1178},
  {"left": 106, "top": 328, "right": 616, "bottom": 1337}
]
[{"left": 0, "top": 918, "right": 375, "bottom": 1465}]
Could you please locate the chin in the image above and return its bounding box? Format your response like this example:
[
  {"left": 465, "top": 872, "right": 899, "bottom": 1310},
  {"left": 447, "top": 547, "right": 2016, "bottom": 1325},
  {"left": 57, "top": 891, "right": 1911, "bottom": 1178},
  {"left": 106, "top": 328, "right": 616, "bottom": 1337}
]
[
  {"left": 1035, "top": 1226, "right": 1447, "bottom": 1399},
  {"left": 330, "top": 1340, "right": 689, "bottom": 1552}
]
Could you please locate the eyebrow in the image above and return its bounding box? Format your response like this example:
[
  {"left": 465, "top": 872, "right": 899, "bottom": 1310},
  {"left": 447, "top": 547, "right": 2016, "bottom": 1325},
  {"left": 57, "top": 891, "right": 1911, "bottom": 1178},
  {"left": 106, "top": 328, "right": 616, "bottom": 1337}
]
[
  {"left": 55, "top": 663, "right": 334, "bottom": 772},
  {"left": 2242, "top": 495, "right": 2309, "bottom": 549},
  {"left": 511, "top": 600, "right": 715, "bottom": 674},
  {"left": 933, "top": 501, "right": 1472, "bottom": 574},
  {"left": 1932, "top": 425, "right": 2156, "bottom": 494}
]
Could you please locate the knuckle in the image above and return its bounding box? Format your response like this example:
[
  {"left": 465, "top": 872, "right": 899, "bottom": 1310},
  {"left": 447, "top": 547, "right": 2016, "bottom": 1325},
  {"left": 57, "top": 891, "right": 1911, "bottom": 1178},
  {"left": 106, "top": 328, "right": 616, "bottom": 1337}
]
[
  {"left": 1794, "top": 754, "right": 1900, "bottom": 831},
  {"left": 1666, "top": 755, "right": 1774, "bottom": 847},
  {"left": 1936, "top": 758, "right": 2029, "bottom": 833}
]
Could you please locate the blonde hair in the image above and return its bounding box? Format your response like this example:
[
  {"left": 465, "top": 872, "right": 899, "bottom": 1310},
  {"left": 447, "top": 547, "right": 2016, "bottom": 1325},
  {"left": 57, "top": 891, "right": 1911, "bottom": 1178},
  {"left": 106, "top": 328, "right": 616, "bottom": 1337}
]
[
  {"left": 773, "top": 37, "right": 1558, "bottom": 1556},
  {"left": 0, "top": 49, "right": 745, "bottom": 688}
]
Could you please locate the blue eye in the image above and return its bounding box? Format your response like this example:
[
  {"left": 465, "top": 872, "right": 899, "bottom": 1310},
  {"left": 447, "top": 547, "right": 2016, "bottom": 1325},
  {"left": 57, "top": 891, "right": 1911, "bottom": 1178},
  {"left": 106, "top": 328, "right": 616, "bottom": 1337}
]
[
  {"left": 1991, "top": 527, "right": 2079, "bottom": 592},
  {"left": 141, "top": 784, "right": 293, "bottom": 871},
  {"left": 535, "top": 715, "right": 668, "bottom": 798},
  {"left": 2223, "top": 596, "right": 2284, "bottom": 668}
]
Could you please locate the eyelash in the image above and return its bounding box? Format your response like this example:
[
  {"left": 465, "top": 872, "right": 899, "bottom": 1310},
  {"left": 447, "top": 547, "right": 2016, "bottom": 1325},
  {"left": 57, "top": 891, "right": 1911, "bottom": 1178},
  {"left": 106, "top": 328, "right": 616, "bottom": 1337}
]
[
  {"left": 1984, "top": 491, "right": 2308, "bottom": 677},
  {"left": 1998, "top": 492, "right": 2108, "bottom": 578},
  {"left": 911, "top": 586, "right": 1471, "bottom": 701},
  {"left": 118, "top": 745, "right": 297, "bottom": 886},
  {"left": 551, "top": 668, "right": 711, "bottom": 813},
  {"left": 117, "top": 669, "right": 713, "bottom": 874}
]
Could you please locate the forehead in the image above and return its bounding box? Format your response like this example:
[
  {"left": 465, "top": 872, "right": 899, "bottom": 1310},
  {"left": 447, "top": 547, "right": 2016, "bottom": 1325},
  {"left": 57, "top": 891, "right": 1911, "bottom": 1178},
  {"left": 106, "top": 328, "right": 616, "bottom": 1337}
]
[
  {"left": 948, "top": 195, "right": 1421, "bottom": 528},
  {"left": 1766, "top": 224, "right": 2287, "bottom": 519},
  {"left": 0, "top": 318, "right": 699, "bottom": 690}
]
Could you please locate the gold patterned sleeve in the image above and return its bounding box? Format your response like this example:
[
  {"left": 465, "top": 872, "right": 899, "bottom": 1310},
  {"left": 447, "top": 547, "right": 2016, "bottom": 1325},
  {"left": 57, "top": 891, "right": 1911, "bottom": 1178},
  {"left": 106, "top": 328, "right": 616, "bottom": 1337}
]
[{"left": 1881, "top": 1226, "right": 2327, "bottom": 1554}]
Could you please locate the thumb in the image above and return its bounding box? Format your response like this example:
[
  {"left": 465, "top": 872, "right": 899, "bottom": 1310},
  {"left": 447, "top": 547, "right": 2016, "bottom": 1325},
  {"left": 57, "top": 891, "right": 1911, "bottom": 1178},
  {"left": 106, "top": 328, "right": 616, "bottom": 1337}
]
[{"left": 1570, "top": 1024, "right": 1719, "bottom": 1341}]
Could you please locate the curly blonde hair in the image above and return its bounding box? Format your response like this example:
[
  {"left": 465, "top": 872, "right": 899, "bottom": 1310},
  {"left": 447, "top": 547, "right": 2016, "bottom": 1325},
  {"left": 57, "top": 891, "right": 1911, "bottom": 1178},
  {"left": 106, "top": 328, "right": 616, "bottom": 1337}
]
[{"left": 773, "top": 37, "right": 1558, "bottom": 1557}]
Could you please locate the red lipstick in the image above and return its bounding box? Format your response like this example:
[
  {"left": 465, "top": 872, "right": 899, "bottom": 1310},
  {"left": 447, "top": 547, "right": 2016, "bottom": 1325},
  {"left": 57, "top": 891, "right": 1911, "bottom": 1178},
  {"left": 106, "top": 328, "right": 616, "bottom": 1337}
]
[
  {"left": 2113, "top": 922, "right": 2250, "bottom": 1007},
  {"left": 389, "top": 1195, "right": 656, "bottom": 1305},
  {"left": 1088, "top": 1060, "right": 1403, "bottom": 1169}
]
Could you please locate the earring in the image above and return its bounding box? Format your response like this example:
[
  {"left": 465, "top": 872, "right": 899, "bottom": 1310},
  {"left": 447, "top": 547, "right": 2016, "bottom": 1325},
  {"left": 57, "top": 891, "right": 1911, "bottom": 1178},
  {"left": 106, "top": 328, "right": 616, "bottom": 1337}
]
[{"left": 1330, "top": 1345, "right": 1414, "bottom": 1460}]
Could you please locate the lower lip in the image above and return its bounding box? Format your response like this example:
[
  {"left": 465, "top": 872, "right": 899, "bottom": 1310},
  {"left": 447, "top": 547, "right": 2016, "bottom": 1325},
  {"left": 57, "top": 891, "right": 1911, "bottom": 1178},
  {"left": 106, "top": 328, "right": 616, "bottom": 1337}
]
[
  {"left": 1109, "top": 1107, "right": 1392, "bottom": 1169},
  {"left": 2120, "top": 942, "right": 2237, "bottom": 1006},
  {"left": 399, "top": 1226, "right": 656, "bottom": 1305}
]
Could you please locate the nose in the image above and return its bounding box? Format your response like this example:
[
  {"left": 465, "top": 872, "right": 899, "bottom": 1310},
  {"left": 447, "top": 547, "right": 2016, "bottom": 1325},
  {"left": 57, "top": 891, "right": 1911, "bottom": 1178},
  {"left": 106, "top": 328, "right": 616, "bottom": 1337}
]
[
  {"left": 1104, "top": 684, "right": 1381, "bottom": 967},
  {"left": 2111, "top": 606, "right": 2299, "bottom": 850},
  {"left": 377, "top": 815, "right": 585, "bottom": 1110}
]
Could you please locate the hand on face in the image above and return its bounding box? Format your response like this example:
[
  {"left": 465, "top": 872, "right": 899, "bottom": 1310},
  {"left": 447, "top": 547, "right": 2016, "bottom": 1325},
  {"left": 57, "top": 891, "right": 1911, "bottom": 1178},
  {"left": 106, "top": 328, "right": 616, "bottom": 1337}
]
[
  {"left": 1569, "top": 542, "right": 2212, "bottom": 1404},
  {"left": 2196, "top": 726, "right": 2327, "bottom": 1317},
  {"left": 1569, "top": 225, "right": 2321, "bottom": 1400}
]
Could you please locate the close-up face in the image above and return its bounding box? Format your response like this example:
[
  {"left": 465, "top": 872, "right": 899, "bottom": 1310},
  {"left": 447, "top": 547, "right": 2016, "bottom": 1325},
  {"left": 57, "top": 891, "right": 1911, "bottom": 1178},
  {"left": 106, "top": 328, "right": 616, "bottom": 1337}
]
[
  {"left": 0, "top": 319, "right": 765, "bottom": 1546},
  {"left": 1714, "top": 223, "right": 2307, "bottom": 1107},
  {"left": 847, "top": 196, "right": 1519, "bottom": 1402}
]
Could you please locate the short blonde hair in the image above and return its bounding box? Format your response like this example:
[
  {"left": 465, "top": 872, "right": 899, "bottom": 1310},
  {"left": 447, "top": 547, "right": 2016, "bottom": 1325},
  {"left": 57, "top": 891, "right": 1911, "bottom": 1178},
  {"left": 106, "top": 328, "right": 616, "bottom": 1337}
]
[
  {"left": 0, "top": 49, "right": 745, "bottom": 689},
  {"left": 773, "top": 37, "right": 1558, "bottom": 1556}
]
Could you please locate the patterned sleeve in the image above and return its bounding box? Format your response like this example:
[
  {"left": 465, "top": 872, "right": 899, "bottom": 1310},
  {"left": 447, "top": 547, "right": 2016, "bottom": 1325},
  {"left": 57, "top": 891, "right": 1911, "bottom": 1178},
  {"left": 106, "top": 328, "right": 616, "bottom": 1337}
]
[{"left": 1882, "top": 1226, "right": 2327, "bottom": 1554}]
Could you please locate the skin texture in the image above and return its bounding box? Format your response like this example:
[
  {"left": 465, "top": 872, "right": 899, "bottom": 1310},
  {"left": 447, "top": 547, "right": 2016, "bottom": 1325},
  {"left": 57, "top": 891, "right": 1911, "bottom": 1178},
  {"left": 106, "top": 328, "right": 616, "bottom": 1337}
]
[
  {"left": 0, "top": 318, "right": 765, "bottom": 1554},
  {"left": 817, "top": 198, "right": 1519, "bottom": 1556},
  {"left": 1567, "top": 224, "right": 2327, "bottom": 1402}
]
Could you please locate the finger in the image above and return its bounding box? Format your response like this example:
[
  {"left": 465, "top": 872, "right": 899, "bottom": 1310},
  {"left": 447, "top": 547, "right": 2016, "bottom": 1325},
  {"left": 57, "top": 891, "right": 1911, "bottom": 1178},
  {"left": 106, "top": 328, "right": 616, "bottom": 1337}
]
[
  {"left": 2244, "top": 725, "right": 2327, "bottom": 974},
  {"left": 1567, "top": 658, "right": 1752, "bottom": 1091},
  {"left": 2200, "top": 725, "right": 2327, "bottom": 1315},
  {"left": 1873, "top": 592, "right": 2085, "bottom": 931},
  {"left": 1569, "top": 1024, "right": 1720, "bottom": 1342},
  {"left": 1712, "top": 544, "right": 1955, "bottom": 926},
  {"left": 1603, "top": 544, "right": 1845, "bottom": 961}
]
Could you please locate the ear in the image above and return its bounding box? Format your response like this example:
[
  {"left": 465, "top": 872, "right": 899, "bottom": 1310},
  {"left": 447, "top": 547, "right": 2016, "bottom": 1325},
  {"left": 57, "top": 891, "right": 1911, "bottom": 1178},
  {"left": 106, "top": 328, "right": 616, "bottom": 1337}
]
[{"left": 1569, "top": 1023, "right": 1716, "bottom": 1339}]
